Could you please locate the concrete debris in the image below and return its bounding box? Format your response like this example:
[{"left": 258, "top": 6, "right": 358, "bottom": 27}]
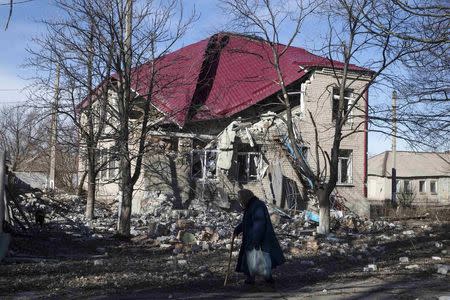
[
  {"left": 404, "top": 264, "right": 420, "bottom": 270},
  {"left": 6, "top": 190, "right": 448, "bottom": 279},
  {"left": 435, "top": 242, "right": 444, "bottom": 248},
  {"left": 177, "top": 259, "right": 187, "bottom": 266},
  {"left": 364, "top": 264, "right": 377, "bottom": 272},
  {"left": 93, "top": 259, "right": 105, "bottom": 266},
  {"left": 399, "top": 257, "right": 409, "bottom": 263},
  {"left": 436, "top": 264, "right": 449, "bottom": 275},
  {"left": 402, "top": 230, "right": 415, "bottom": 236}
]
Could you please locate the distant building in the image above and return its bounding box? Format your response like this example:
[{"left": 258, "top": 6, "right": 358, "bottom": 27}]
[{"left": 368, "top": 151, "right": 450, "bottom": 205}]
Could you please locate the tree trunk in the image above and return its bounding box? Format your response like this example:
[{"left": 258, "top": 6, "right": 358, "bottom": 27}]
[
  {"left": 85, "top": 168, "right": 95, "bottom": 220},
  {"left": 317, "top": 188, "right": 330, "bottom": 235},
  {"left": 77, "top": 170, "right": 88, "bottom": 196},
  {"left": 118, "top": 181, "right": 133, "bottom": 236}
]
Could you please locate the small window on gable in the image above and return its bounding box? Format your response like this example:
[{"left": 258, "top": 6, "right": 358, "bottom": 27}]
[
  {"left": 332, "top": 87, "right": 354, "bottom": 123},
  {"left": 430, "top": 180, "right": 437, "bottom": 194},
  {"left": 337, "top": 149, "right": 352, "bottom": 185},
  {"left": 191, "top": 150, "right": 218, "bottom": 180},
  {"left": 419, "top": 180, "right": 426, "bottom": 193},
  {"left": 237, "top": 152, "right": 261, "bottom": 183}
]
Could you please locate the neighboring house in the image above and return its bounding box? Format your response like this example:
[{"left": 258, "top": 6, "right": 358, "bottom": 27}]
[
  {"left": 78, "top": 33, "right": 373, "bottom": 216},
  {"left": 368, "top": 151, "right": 450, "bottom": 205}
]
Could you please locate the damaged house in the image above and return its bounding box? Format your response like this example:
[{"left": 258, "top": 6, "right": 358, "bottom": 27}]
[{"left": 78, "top": 33, "right": 372, "bottom": 216}]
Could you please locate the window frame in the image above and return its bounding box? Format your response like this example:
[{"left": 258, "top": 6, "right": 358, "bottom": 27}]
[
  {"left": 332, "top": 87, "right": 355, "bottom": 124},
  {"left": 403, "top": 180, "right": 413, "bottom": 194},
  {"left": 430, "top": 180, "right": 438, "bottom": 194},
  {"left": 190, "top": 149, "right": 219, "bottom": 181},
  {"left": 287, "top": 83, "right": 305, "bottom": 117},
  {"left": 237, "top": 152, "right": 261, "bottom": 183},
  {"left": 419, "top": 180, "right": 426, "bottom": 193},
  {"left": 337, "top": 149, "right": 353, "bottom": 185},
  {"left": 99, "top": 147, "right": 119, "bottom": 182}
]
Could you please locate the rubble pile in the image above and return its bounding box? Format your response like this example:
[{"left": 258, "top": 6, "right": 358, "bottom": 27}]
[
  {"left": 8, "top": 191, "right": 449, "bottom": 274},
  {"left": 2, "top": 190, "right": 448, "bottom": 298}
]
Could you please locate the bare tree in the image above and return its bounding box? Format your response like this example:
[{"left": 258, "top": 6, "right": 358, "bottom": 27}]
[
  {"left": 0, "top": 105, "right": 46, "bottom": 172},
  {"left": 27, "top": 0, "right": 113, "bottom": 220},
  {"left": 369, "top": 1, "right": 449, "bottom": 151},
  {"left": 222, "top": 0, "right": 445, "bottom": 234},
  {"left": 105, "top": 0, "right": 196, "bottom": 236}
]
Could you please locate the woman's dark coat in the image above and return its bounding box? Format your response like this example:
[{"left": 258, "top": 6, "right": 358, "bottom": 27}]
[{"left": 234, "top": 197, "right": 285, "bottom": 275}]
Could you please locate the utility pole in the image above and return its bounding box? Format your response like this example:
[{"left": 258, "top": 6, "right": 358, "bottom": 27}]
[
  {"left": 391, "top": 90, "right": 397, "bottom": 206},
  {"left": 49, "top": 63, "right": 60, "bottom": 190}
]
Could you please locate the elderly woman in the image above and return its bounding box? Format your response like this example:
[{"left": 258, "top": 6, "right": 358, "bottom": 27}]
[{"left": 233, "top": 189, "right": 285, "bottom": 284}]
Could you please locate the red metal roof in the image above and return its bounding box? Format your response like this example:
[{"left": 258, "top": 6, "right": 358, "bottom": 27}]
[{"left": 81, "top": 33, "right": 370, "bottom": 127}]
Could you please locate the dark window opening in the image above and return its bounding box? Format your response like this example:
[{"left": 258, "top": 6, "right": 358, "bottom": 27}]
[
  {"left": 337, "top": 149, "right": 352, "bottom": 184},
  {"left": 430, "top": 180, "right": 437, "bottom": 194},
  {"left": 419, "top": 180, "right": 425, "bottom": 193},
  {"left": 332, "top": 87, "right": 353, "bottom": 122},
  {"left": 237, "top": 152, "right": 260, "bottom": 183}
]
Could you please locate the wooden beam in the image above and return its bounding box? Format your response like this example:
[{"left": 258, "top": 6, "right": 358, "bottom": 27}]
[{"left": 147, "top": 130, "right": 215, "bottom": 140}]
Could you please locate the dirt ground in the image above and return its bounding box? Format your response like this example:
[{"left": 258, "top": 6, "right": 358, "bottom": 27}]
[{"left": 1, "top": 203, "right": 449, "bottom": 299}]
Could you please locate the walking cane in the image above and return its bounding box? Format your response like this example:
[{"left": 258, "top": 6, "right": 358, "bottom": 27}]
[{"left": 223, "top": 233, "right": 235, "bottom": 286}]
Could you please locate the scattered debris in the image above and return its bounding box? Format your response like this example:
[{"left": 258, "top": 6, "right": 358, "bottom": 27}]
[
  {"left": 364, "top": 264, "right": 377, "bottom": 272},
  {"left": 399, "top": 257, "right": 409, "bottom": 263},
  {"left": 436, "top": 265, "right": 449, "bottom": 275},
  {"left": 405, "top": 264, "right": 420, "bottom": 270}
]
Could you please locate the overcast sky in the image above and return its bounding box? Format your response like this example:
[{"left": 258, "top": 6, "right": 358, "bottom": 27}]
[{"left": 0, "top": 0, "right": 408, "bottom": 155}]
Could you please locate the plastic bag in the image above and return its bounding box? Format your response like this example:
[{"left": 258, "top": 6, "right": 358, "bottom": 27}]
[{"left": 246, "top": 247, "right": 272, "bottom": 278}]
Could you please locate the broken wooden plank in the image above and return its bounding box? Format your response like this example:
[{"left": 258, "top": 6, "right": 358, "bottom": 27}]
[{"left": 147, "top": 130, "right": 215, "bottom": 140}]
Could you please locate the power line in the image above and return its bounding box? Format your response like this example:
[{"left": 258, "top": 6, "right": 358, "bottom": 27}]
[{"left": 0, "top": 0, "right": 35, "bottom": 6}]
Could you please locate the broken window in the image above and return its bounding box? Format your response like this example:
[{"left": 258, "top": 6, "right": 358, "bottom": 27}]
[
  {"left": 337, "top": 149, "right": 352, "bottom": 185},
  {"left": 191, "top": 150, "right": 218, "bottom": 180},
  {"left": 191, "top": 151, "right": 203, "bottom": 179},
  {"left": 332, "top": 87, "right": 354, "bottom": 123},
  {"left": 419, "top": 180, "right": 426, "bottom": 193},
  {"left": 237, "top": 152, "right": 260, "bottom": 182},
  {"left": 287, "top": 83, "right": 305, "bottom": 116},
  {"left": 430, "top": 180, "right": 437, "bottom": 194}
]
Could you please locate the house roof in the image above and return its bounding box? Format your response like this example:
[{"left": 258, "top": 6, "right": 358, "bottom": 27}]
[
  {"left": 368, "top": 151, "right": 450, "bottom": 178},
  {"left": 79, "top": 33, "right": 372, "bottom": 127}
]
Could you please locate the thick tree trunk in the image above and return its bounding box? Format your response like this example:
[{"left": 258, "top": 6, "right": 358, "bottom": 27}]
[
  {"left": 77, "top": 170, "right": 88, "bottom": 196},
  {"left": 85, "top": 168, "right": 96, "bottom": 220},
  {"left": 317, "top": 189, "right": 330, "bottom": 235},
  {"left": 117, "top": 153, "right": 133, "bottom": 236},
  {"left": 118, "top": 181, "right": 133, "bottom": 236}
]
